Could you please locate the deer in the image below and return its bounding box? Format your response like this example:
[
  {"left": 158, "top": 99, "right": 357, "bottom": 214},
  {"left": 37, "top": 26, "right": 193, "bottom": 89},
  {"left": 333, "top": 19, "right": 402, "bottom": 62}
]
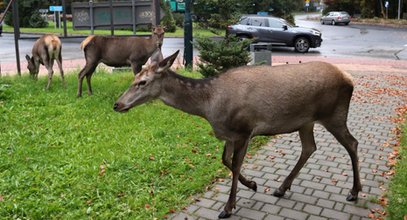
[
  {"left": 113, "top": 51, "right": 361, "bottom": 218},
  {"left": 25, "top": 34, "right": 65, "bottom": 90},
  {"left": 77, "top": 26, "right": 165, "bottom": 97}
]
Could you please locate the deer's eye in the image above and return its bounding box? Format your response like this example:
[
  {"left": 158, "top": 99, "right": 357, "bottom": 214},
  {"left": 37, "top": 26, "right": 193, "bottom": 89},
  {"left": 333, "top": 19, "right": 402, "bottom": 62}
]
[{"left": 137, "top": 80, "right": 147, "bottom": 87}]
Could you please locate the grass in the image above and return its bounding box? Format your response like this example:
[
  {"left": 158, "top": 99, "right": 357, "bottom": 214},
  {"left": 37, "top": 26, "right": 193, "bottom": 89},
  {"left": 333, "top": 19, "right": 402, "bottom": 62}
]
[
  {"left": 0, "top": 69, "right": 268, "bottom": 219},
  {"left": 387, "top": 119, "right": 407, "bottom": 220},
  {"left": 3, "top": 21, "right": 224, "bottom": 38}
]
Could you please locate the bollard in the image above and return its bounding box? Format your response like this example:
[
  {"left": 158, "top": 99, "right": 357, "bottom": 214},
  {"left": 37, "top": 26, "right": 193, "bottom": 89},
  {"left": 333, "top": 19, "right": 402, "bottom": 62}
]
[{"left": 249, "top": 43, "right": 272, "bottom": 66}]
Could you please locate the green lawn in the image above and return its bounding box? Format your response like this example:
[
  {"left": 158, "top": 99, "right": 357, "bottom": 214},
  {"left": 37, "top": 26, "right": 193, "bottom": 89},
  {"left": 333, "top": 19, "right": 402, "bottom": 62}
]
[
  {"left": 0, "top": 70, "right": 267, "bottom": 219},
  {"left": 3, "top": 21, "right": 223, "bottom": 38},
  {"left": 387, "top": 119, "right": 407, "bottom": 220}
]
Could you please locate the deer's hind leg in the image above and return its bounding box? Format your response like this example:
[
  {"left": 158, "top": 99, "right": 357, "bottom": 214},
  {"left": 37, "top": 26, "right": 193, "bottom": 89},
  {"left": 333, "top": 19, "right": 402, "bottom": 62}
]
[
  {"left": 321, "top": 118, "right": 361, "bottom": 201},
  {"left": 56, "top": 49, "right": 65, "bottom": 87},
  {"left": 273, "top": 122, "right": 316, "bottom": 198}
]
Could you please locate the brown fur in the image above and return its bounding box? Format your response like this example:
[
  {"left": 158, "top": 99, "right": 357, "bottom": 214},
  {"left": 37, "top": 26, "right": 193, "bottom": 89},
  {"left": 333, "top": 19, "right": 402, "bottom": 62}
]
[
  {"left": 25, "top": 34, "right": 65, "bottom": 90},
  {"left": 114, "top": 52, "right": 361, "bottom": 218},
  {"left": 77, "top": 26, "right": 165, "bottom": 97}
]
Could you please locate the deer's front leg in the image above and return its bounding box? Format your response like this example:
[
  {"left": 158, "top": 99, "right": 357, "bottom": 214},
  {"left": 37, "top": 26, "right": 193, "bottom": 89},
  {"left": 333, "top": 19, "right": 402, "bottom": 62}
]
[
  {"left": 219, "top": 138, "right": 249, "bottom": 219},
  {"left": 222, "top": 141, "right": 257, "bottom": 191}
]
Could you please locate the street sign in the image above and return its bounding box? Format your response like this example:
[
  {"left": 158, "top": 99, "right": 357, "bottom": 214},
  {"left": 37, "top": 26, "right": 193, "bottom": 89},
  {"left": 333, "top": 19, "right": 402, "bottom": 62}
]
[
  {"left": 49, "top": 6, "right": 63, "bottom": 12},
  {"left": 385, "top": 1, "right": 389, "bottom": 8}
]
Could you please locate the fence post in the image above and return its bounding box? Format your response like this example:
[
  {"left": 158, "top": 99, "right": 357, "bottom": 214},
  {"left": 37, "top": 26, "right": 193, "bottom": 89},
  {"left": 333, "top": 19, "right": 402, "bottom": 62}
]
[
  {"left": 184, "top": 0, "right": 193, "bottom": 69},
  {"left": 12, "top": 0, "right": 21, "bottom": 75},
  {"left": 62, "top": 0, "right": 68, "bottom": 37},
  {"left": 132, "top": 0, "right": 136, "bottom": 35},
  {"left": 89, "top": 0, "right": 94, "bottom": 35}
]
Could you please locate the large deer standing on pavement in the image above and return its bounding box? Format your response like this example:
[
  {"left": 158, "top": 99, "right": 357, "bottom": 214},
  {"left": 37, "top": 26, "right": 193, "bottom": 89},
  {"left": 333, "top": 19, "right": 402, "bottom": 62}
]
[{"left": 114, "top": 51, "right": 361, "bottom": 218}]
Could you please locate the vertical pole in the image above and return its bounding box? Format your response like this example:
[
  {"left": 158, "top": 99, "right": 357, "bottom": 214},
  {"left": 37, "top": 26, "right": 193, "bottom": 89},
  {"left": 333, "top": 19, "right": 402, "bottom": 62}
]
[
  {"left": 398, "top": 0, "right": 401, "bottom": 19},
  {"left": 152, "top": 0, "right": 160, "bottom": 26},
  {"left": 54, "top": 11, "right": 56, "bottom": 28},
  {"left": 184, "top": 0, "right": 193, "bottom": 69},
  {"left": 62, "top": 0, "right": 68, "bottom": 37},
  {"left": 132, "top": 0, "right": 136, "bottom": 35},
  {"left": 12, "top": 0, "right": 21, "bottom": 75},
  {"left": 89, "top": 0, "right": 94, "bottom": 34},
  {"left": 58, "top": 11, "right": 61, "bottom": 28},
  {"left": 109, "top": 0, "right": 114, "bottom": 36}
]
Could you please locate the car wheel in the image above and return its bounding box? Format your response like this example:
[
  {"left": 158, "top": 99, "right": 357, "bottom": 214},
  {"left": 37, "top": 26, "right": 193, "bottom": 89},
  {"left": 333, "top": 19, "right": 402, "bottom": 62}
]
[
  {"left": 331, "top": 20, "right": 336, "bottom": 25},
  {"left": 320, "top": 20, "right": 324, "bottom": 25},
  {"left": 345, "top": 22, "right": 350, "bottom": 25},
  {"left": 294, "top": 37, "right": 310, "bottom": 53}
]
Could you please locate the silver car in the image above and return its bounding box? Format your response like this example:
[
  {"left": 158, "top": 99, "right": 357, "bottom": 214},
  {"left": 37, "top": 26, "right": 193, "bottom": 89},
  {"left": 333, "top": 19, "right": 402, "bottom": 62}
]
[{"left": 321, "top": 11, "right": 351, "bottom": 25}]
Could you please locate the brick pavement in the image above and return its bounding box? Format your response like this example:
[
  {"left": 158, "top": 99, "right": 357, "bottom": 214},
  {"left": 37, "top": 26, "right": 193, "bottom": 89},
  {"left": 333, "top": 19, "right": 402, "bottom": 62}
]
[{"left": 170, "top": 60, "right": 407, "bottom": 220}]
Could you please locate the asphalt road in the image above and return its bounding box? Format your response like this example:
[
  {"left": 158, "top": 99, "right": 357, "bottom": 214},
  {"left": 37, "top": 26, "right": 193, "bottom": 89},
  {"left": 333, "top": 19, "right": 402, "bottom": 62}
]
[{"left": 1, "top": 14, "right": 406, "bottom": 64}]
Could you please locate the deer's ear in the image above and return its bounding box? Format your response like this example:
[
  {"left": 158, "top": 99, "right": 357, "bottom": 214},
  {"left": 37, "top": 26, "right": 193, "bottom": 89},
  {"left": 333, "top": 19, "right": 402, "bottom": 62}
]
[
  {"left": 157, "top": 50, "right": 179, "bottom": 73},
  {"left": 25, "top": 55, "right": 31, "bottom": 62}
]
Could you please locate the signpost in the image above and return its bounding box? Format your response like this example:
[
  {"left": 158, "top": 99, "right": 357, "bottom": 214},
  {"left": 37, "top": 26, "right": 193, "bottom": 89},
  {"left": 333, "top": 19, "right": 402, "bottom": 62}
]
[
  {"left": 49, "top": 5, "right": 63, "bottom": 29},
  {"left": 385, "top": 1, "right": 389, "bottom": 19}
]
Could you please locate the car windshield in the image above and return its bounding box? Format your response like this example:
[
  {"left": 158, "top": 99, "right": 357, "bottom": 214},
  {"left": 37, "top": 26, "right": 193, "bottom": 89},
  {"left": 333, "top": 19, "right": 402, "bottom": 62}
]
[{"left": 340, "top": 12, "right": 350, "bottom": 16}]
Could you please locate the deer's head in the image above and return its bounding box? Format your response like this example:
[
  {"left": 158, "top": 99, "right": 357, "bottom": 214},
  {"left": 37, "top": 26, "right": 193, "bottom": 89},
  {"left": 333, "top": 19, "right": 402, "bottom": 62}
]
[
  {"left": 114, "top": 50, "right": 179, "bottom": 113},
  {"left": 25, "top": 55, "right": 37, "bottom": 77},
  {"left": 152, "top": 25, "right": 165, "bottom": 48}
]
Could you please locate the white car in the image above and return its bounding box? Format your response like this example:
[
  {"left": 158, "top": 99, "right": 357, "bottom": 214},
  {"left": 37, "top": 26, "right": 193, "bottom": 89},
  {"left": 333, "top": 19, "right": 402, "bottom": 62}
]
[{"left": 321, "top": 11, "right": 351, "bottom": 25}]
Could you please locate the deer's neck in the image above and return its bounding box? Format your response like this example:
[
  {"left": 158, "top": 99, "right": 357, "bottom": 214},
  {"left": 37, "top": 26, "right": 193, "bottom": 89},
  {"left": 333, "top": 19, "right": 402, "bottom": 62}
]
[{"left": 159, "top": 71, "right": 214, "bottom": 118}]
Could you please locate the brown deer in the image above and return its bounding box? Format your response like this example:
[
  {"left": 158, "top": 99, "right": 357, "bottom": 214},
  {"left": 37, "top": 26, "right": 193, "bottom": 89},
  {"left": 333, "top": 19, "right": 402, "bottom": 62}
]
[
  {"left": 77, "top": 26, "right": 165, "bottom": 97},
  {"left": 25, "top": 34, "right": 65, "bottom": 90},
  {"left": 113, "top": 51, "right": 361, "bottom": 218}
]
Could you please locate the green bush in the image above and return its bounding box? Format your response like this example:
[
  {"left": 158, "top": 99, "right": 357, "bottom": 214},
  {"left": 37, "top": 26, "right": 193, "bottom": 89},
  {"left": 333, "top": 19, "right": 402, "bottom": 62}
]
[
  {"left": 29, "top": 11, "right": 48, "bottom": 28},
  {"left": 160, "top": 0, "right": 176, "bottom": 32},
  {"left": 195, "top": 36, "right": 252, "bottom": 78},
  {"left": 172, "top": 12, "right": 184, "bottom": 28}
]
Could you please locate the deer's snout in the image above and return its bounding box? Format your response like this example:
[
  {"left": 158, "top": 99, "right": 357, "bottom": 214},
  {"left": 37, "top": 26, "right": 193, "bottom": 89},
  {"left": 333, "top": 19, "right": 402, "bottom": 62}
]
[{"left": 113, "top": 102, "right": 124, "bottom": 112}]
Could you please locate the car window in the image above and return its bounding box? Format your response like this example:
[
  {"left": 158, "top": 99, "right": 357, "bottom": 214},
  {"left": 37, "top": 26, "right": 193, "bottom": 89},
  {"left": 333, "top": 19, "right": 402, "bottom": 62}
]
[
  {"left": 239, "top": 17, "right": 250, "bottom": 25},
  {"left": 268, "top": 18, "right": 285, "bottom": 28},
  {"left": 250, "top": 18, "right": 266, "bottom": 27},
  {"left": 340, "top": 12, "right": 350, "bottom": 16}
]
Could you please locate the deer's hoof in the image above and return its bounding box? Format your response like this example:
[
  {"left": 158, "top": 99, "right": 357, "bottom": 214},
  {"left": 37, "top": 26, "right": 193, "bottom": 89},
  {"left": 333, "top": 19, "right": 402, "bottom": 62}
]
[
  {"left": 273, "top": 188, "right": 285, "bottom": 197},
  {"left": 250, "top": 181, "right": 257, "bottom": 192},
  {"left": 218, "top": 211, "right": 232, "bottom": 219},
  {"left": 346, "top": 193, "right": 358, "bottom": 201}
]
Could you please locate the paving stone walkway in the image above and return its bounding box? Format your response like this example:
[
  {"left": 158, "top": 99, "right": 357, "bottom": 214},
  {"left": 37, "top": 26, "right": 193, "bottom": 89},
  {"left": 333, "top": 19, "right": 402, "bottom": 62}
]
[{"left": 171, "top": 62, "right": 407, "bottom": 220}]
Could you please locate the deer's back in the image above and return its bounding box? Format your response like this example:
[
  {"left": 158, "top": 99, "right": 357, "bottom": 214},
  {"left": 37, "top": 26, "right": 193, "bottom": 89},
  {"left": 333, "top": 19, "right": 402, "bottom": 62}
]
[{"left": 207, "top": 62, "right": 354, "bottom": 138}]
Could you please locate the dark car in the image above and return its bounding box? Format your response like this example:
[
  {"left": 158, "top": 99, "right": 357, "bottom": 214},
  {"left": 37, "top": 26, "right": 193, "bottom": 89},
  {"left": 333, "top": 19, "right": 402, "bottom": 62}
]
[{"left": 227, "top": 15, "right": 322, "bottom": 53}]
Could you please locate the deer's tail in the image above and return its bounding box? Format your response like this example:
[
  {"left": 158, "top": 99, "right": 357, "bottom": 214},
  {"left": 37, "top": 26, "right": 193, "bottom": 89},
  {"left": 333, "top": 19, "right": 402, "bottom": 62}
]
[{"left": 80, "top": 35, "right": 95, "bottom": 50}]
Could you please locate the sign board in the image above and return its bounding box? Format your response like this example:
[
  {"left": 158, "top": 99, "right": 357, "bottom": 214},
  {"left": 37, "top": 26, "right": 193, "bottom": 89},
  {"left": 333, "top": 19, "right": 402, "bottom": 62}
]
[
  {"left": 257, "top": 11, "right": 268, "bottom": 16},
  {"left": 385, "top": 1, "right": 389, "bottom": 8},
  {"left": 39, "top": 9, "right": 49, "bottom": 13},
  {"left": 49, "top": 6, "right": 63, "bottom": 12},
  {"left": 72, "top": 1, "right": 164, "bottom": 30}
]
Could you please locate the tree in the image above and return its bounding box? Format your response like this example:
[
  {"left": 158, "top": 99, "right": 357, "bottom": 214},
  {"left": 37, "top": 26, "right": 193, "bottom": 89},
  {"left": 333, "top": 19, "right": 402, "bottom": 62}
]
[{"left": 4, "top": 0, "right": 48, "bottom": 28}]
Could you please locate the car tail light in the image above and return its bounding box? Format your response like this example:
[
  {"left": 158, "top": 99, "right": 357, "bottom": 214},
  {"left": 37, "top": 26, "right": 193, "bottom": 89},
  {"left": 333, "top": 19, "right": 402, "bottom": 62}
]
[
  {"left": 338, "top": 16, "right": 342, "bottom": 20},
  {"left": 227, "top": 25, "right": 233, "bottom": 30}
]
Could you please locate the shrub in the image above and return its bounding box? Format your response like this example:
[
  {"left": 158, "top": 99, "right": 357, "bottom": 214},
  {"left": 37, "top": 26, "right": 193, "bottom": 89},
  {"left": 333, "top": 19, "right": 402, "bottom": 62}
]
[
  {"left": 172, "top": 12, "right": 184, "bottom": 28},
  {"left": 29, "top": 11, "right": 48, "bottom": 28},
  {"left": 160, "top": 0, "right": 176, "bottom": 32},
  {"left": 195, "top": 36, "right": 251, "bottom": 78}
]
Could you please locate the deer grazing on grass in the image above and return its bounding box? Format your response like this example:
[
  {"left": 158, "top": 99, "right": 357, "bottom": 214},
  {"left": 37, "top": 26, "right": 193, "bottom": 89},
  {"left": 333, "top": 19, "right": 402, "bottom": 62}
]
[
  {"left": 77, "top": 26, "right": 165, "bottom": 97},
  {"left": 25, "top": 34, "right": 65, "bottom": 90},
  {"left": 113, "top": 51, "right": 361, "bottom": 218}
]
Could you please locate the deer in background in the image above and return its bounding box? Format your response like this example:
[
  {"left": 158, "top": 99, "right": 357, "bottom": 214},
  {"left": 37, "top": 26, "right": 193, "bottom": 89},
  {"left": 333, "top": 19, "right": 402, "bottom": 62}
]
[
  {"left": 114, "top": 51, "right": 361, "bottom": 218},
  {"left": 25, "top": 34, "right": 65, "bottom": 90},
  {"left": 77, "top": 26, "right": 165, "bottom": 97}
]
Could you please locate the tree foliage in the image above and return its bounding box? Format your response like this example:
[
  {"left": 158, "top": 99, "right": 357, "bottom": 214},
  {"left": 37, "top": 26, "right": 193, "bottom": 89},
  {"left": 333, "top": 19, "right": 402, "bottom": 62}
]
[
  {"left": 192, "top": 0, "right": 303, "bottom": 29},
  {"left": 195, "top": 36, "right": 252, "bottom": 77},
  {"left": 4, "top": 0, "right": 48, "bottom": 28}
]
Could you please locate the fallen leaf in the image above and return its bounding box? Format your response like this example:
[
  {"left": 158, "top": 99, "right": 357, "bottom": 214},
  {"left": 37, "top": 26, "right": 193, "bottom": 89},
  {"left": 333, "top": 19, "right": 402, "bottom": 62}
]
[
  {"left": 149, "top": 155, "right": 155, "bottom": 161},
  {"left": 145, "top": 204, "right": 151, "bottom": 209},
  {"left": 0, "top": 195, "right": 4, "bottom": 202}
]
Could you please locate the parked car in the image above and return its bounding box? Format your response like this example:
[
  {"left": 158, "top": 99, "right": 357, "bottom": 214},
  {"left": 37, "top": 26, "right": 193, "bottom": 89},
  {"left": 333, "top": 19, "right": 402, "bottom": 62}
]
[
  {"left": 320, "top": 11, "right": 351, "bottom": 25},
  {"left": 227, "top": 15, "right": 322, "bottom": 53}
]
